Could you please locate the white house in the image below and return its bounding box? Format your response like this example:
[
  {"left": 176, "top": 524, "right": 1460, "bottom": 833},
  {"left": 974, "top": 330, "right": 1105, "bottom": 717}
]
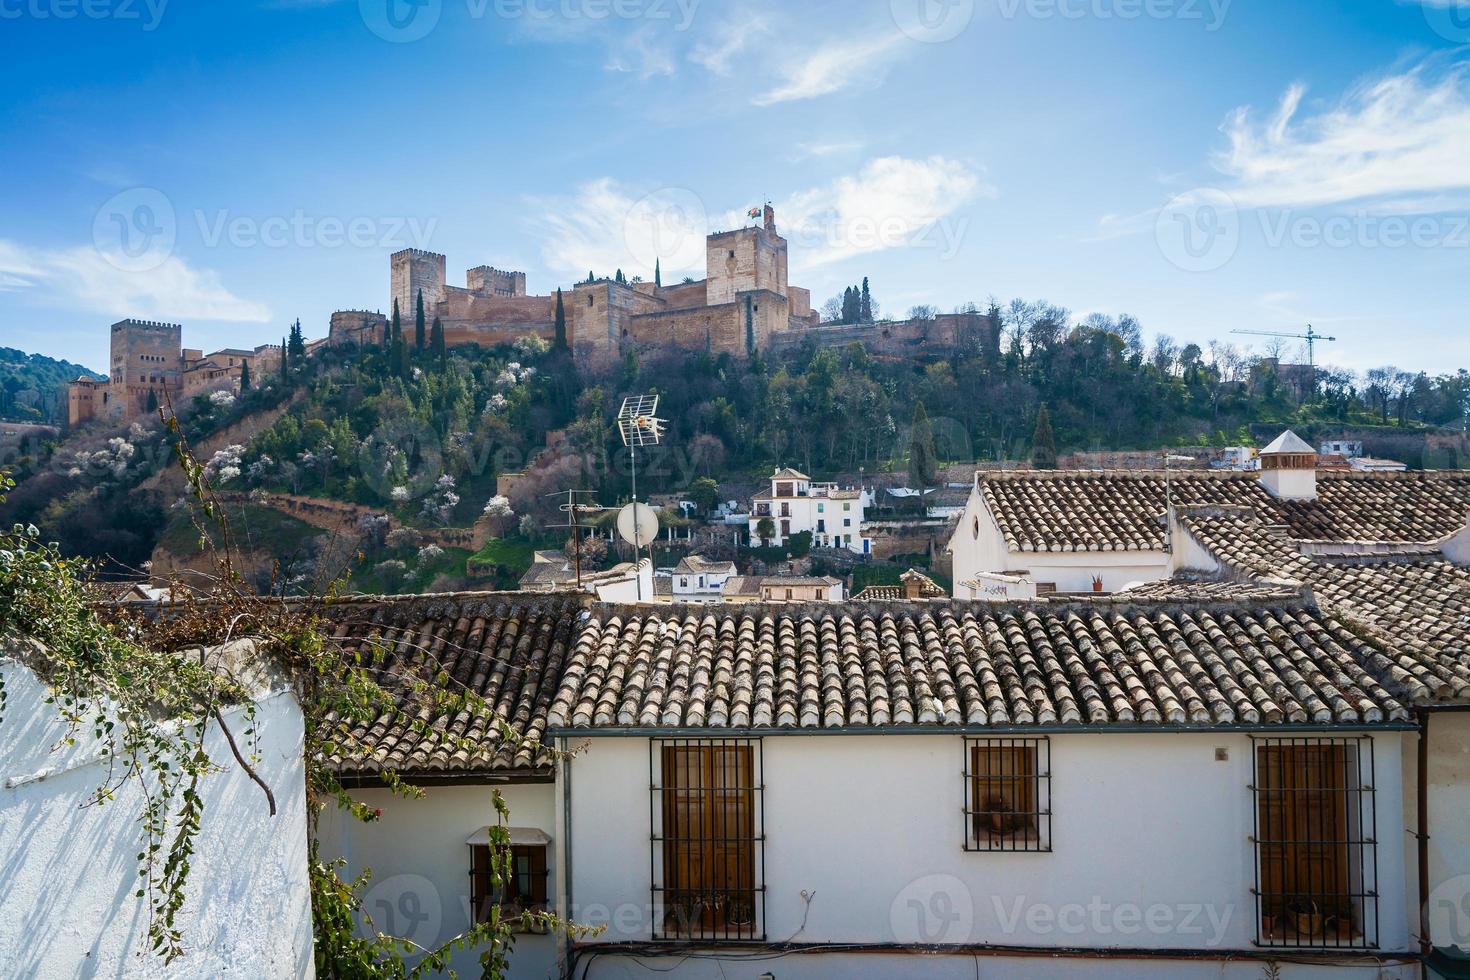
[
  {"left": 749, "top": 468, "right": 870, "bottom": 554},
  {"left": 318, "top": 575, "right": 1470, "bottom": 979},
  {"left": 671, "top": 555, "right": 738, "bottom": 602},
  {"left": 547, "top": 599, "right": 1421, "bottom": 979},
  {"left": 948, "top": 430, "right": 1340, "bottom": 597},
  {"left": 0, "top": 639, "right": 312, "bottom": 978}
]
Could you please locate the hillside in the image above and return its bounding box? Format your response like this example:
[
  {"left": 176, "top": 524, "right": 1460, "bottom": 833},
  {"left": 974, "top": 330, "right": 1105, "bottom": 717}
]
[
  {"left": 0, "top": 347, "right": 103, "bottom": 424},
  {"left": 2, "top": 310, "right": 1467, "bottom": 586}
]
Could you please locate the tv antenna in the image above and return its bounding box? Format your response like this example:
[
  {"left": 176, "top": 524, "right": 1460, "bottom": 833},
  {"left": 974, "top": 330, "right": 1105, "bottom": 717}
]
[
  {"left": 546, "top": 489, "right": 603, "bottom": 590},
  {"left": 616, "top": 393, "right": 666, "bottom": 600}
]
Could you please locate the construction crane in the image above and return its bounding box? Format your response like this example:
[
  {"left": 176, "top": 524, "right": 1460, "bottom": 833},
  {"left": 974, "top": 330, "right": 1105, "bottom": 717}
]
[{"left": 1231, "top": 325, "right": 1337, "bottom": 371}]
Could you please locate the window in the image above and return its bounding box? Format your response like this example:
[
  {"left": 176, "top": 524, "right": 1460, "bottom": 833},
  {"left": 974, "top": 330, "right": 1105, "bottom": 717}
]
[
  {"left": 964, "top": 737, "right": 1050, "bottom": 852},
  {"left": 468, "top": 831, "right": 550, "bottom": 930},
  {"left": 843, "top": 502, "right": 851, "bottom": 511},
  {"left": 652, "top": 739, "right": 764, "bottom": 940},
  {"left": 1251, "top": 737, "right": 1377, "bottom": 949}
]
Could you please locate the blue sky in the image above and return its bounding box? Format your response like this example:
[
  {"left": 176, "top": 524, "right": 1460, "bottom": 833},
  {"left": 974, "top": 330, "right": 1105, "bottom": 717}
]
[{"left": 2, "top": 0, "right": 1468, "bottom": 374}]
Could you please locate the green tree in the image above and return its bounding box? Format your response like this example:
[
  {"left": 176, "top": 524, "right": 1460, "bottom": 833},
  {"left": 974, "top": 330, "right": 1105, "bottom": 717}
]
[
  {"left": 414, "top": 289, "right": 426, "bottom": 350},
  {"left": 430, "top": 316, "right": 446, "bottom": 367},
  {"left": 289, "top": 319, "right": 306, "bottom": 363},
  {"left": 654, "top": 258, "right": 661, "bottom": 288},
  {"left": 908, "top": 400, "right": 939, "bottom": 486},
  {"left": 280, "top": 336, "right": 289, "bottom": 380},
  {"left": 755, "top": 515, "right": 775, "bottom": 546},
  {"left": 239, "top": 359, "right": 251, "bottom": 392},
  {"left": 390, "top": 298, "right": 401, "bottom": 346},
  {"left": 860, "top": 277, "right": 873, "bottom": 323},
  {"left": 1030, "top": 403, "right": 1058, "bottom": 469},
  {"left": 688, "top": 477, "right": 719, "bottom": 513},
  {"left": 145, "top": 388, "right": 158, "bottom": 414},
  {"left": 553, "top": 288, "right": 568, "bottom": 351}
]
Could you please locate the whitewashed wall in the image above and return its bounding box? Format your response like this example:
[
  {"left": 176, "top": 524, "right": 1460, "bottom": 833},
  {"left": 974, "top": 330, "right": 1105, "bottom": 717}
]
[
  {"left": 318, "top": 781, "right": 559, "bottom": 980},
  {"left": 1407, "top": 712, "right": 1470, "bottom": 952},
  {"left": 564, "top": 732, "right": 1413, "bottom": 979},
  {"left": 0, "top": 655, "right": 311, "bottom": 978}
]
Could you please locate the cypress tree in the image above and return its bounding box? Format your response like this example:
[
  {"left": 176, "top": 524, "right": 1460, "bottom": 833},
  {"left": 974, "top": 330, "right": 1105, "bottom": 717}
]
[
  {"left": 145, "top": 388, "right": 158, "bottom": 414},
  {"left": 553, "top": 288, "right": 568, "bottom": 351},
  {"left": 654, "top": 258, "right": 661, "bottom": 288},
  {"left": 414, "top": 288, "right": 426, "bottom": 350},
  {"left": 280, "top": 336, "right": 288, "bottom": 380},
  {"left": 239, "top": 358, "right": 251, "bottom": 392},
  {"left": 390, "top": 298, "right": 401, "bottom": 345},
  {"left": 860, "top": 277, "right": 873, "bottom": 322},
  {"left": 430, "top": 316, "right": 445, "bottom": 367},
  {"left": 1030, "top": 403, "right": 1058, "bottom": 470},
  {"left": 288, "top": 319, "right": 306, "bottom": 362},
  {"left": 908, "top": 400, "right": 939, "bottom": 487},
  {"left": 745, "top": 295, "right": 755, "bottom": 354}
]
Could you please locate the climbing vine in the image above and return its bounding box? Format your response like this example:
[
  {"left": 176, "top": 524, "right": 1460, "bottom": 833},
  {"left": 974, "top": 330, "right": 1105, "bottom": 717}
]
[{"left": 0, "top": 405, "right": 595, "bottom": 975}]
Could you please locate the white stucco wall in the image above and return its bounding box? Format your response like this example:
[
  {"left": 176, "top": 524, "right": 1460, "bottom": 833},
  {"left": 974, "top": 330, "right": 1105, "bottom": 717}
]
[
  {"left": 0, "top": 656, "right": 311, "bottom": 978},
  {"left": 318, "top": 780, "right": 559, "bottom": 980},
  {"left": 563, "top": 732, "right": 1413, "bottom": 979},
  {"left": 1406, "top": 712, "right": 1470, "bottom": 952}
]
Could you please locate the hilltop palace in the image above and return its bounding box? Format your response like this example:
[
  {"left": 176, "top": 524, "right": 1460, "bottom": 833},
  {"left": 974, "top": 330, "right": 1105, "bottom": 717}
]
[
  {"left": 70, "top": 204, "right": 989, "bottom": 426},
  {"left": 330, "top": 204, "right": 818, "bottom": 357}
]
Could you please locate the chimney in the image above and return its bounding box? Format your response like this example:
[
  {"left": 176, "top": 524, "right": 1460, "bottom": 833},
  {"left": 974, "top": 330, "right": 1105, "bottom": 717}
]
[
  {"left": 901, "top": 569, "right": 923, "bottom": 599},
  {"left": 1257, "top": 429, "right": 1318, "bottom": 500}
]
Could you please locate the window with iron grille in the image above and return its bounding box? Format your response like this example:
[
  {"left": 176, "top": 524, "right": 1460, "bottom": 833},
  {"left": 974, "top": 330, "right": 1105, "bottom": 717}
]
[
  {"left": 964, "top": 737, "right": 1051, "bottom": 852},
  {"left": 1250, "top": 736, "right": 1378, "bottom": 949},
  {"left": 469, "top": 843, "right": 549, "bottom": 929},
  {"left": 651, "top": 738, "right": 765, "bottom": 940}
]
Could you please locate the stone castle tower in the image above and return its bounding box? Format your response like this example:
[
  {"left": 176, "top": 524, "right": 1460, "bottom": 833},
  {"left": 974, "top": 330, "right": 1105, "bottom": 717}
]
[{"left": 390, "top": 248, "right": 446, "bottom": 322}]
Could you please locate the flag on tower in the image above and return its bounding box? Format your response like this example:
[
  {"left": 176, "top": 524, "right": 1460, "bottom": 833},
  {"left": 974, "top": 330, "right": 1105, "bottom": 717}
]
[{"left": 747, "top": 206, "right": 762, "bottom": 219}]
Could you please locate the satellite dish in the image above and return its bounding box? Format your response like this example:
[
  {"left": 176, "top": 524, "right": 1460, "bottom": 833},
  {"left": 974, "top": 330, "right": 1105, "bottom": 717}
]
[{"left": 616, "top": 502, "right": 659, "bottom": 548}]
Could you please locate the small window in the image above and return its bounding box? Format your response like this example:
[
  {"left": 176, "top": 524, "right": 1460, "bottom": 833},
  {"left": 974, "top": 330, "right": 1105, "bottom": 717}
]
[
  {"left": 652, "top": 739, "right": 764, "bottom": 940},
  {"left": 1251, "top": 737, "right": 1377, "bottom": 948},
  {"left": 973, "top": 516, "right": 980, "bottom": 539},
  {"left": 469, "top": 841, "right": 549, "bottom": 929},
  {"left": 965, "top": 737, "right": 1050, "bottom": 852},
  {"left": 1035, "top": 582, "right": 1058, "bottom": 596}
]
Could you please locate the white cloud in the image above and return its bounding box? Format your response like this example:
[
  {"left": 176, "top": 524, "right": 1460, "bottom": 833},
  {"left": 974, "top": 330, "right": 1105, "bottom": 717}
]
[
  {"left": 531, "top": 156, "right": 989, "bottom": 280},
  {"left": 603, "top": 26, "right": 677, "bottom": 79},
  {"left": 1216, "top": 60, "right": 1470, "bottom": 211},
  {"left": 791, "top": 140, "right": 865, "bottom": 161},
  {"left": 774, "top": 155, "right": 991, "bottom": 266},
  {"left": 753, "top": 32, "right": 907, "bottom": 106},
  {"left": 0, "top": 239, "right": 270, "bottom": 322},
  {"left": 689, "top": 15, "right": 770, "bottom": 76}
]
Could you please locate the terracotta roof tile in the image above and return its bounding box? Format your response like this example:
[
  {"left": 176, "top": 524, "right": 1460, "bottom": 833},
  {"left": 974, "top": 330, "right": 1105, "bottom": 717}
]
[
  {"left": 548, "top": 599, "right": 1409, "bottom": 731},
  {"left": 978, "top": 470, "right": 1470, "bottom": 552}
]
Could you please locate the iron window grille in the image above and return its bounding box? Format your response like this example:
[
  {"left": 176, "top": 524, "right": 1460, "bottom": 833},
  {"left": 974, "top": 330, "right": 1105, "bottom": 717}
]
[
  {"left": 469, "top": 843, "right": 550, "bottom": 932},
  {"left": 964, "top": 737, "right": 1051, "bottom": 852},
  {"left": 650, "top": 738, "right": 766, "bottom": 941},
  {"left": 1250, "top": 736, "right": 1378, "bottom": 949}
]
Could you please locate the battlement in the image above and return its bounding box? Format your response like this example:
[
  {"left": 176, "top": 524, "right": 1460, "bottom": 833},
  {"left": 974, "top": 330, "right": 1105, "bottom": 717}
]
[
  {"left": 112, "top": 319, "right": 182, "bottom": 332},
  {"left": 390, "top": 248, "right": 445, "bottom": 261}
]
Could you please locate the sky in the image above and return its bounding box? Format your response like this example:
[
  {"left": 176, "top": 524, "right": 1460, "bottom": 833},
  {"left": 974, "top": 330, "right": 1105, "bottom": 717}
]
[{"left": 2, "top": 0, "right": 1469, "bottom": 375}]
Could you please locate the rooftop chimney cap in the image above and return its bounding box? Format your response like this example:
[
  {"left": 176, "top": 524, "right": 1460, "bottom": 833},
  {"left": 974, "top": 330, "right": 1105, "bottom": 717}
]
[{"left": 1260, "top": 430, "right": 1316, "bottom": 455}]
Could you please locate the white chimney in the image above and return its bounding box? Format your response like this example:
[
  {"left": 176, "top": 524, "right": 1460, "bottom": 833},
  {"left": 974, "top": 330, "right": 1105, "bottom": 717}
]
[{"left": 1257, "top": 430, "right": 1318, "bottom": 500}]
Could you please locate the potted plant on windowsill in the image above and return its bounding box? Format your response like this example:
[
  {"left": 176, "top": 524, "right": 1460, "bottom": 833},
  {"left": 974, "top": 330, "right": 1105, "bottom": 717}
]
[
  {"left": 1286, "top": 899, "right": 1322, "bottom": 939},
  {"left": 979, "top": 794, "right": 1018, "bottom": 838},
  {"left": 726, "top": 897, "right": 755, "bottom": 930}
]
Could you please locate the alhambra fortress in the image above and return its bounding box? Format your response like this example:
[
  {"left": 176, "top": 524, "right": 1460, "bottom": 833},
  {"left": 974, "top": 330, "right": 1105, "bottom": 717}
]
[{"left": 69, "top": 205, "right": 986, "bottom": 425}]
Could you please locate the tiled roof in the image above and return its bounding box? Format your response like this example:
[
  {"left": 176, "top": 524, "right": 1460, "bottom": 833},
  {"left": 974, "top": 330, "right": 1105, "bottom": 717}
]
[
  {"left": 1171, "top": 507, "right": 1470, "bottom": 704},
  {"left": 772, "top": 467, "right": 809, "bottom": 480},
  {"left": 721, "top": 575, "right": 764, "bottom": 596},
  {"left": 675, "top": 555, "right": 737, "bottom": 575},
  {"left": 761, "top": 576, "right": 843, "bottom": 587},
  {"left": 324, "top": 593, "right": 581, "bottom": 776},
  {"left": 850, "top": 569, "right": 948, "bottom": 602},
  {"left": 548, "top": 599, "right": 1409, "bottom": 731},
  {"left": 977, "top": 470, "right": 1470, "bottom": 552}
]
